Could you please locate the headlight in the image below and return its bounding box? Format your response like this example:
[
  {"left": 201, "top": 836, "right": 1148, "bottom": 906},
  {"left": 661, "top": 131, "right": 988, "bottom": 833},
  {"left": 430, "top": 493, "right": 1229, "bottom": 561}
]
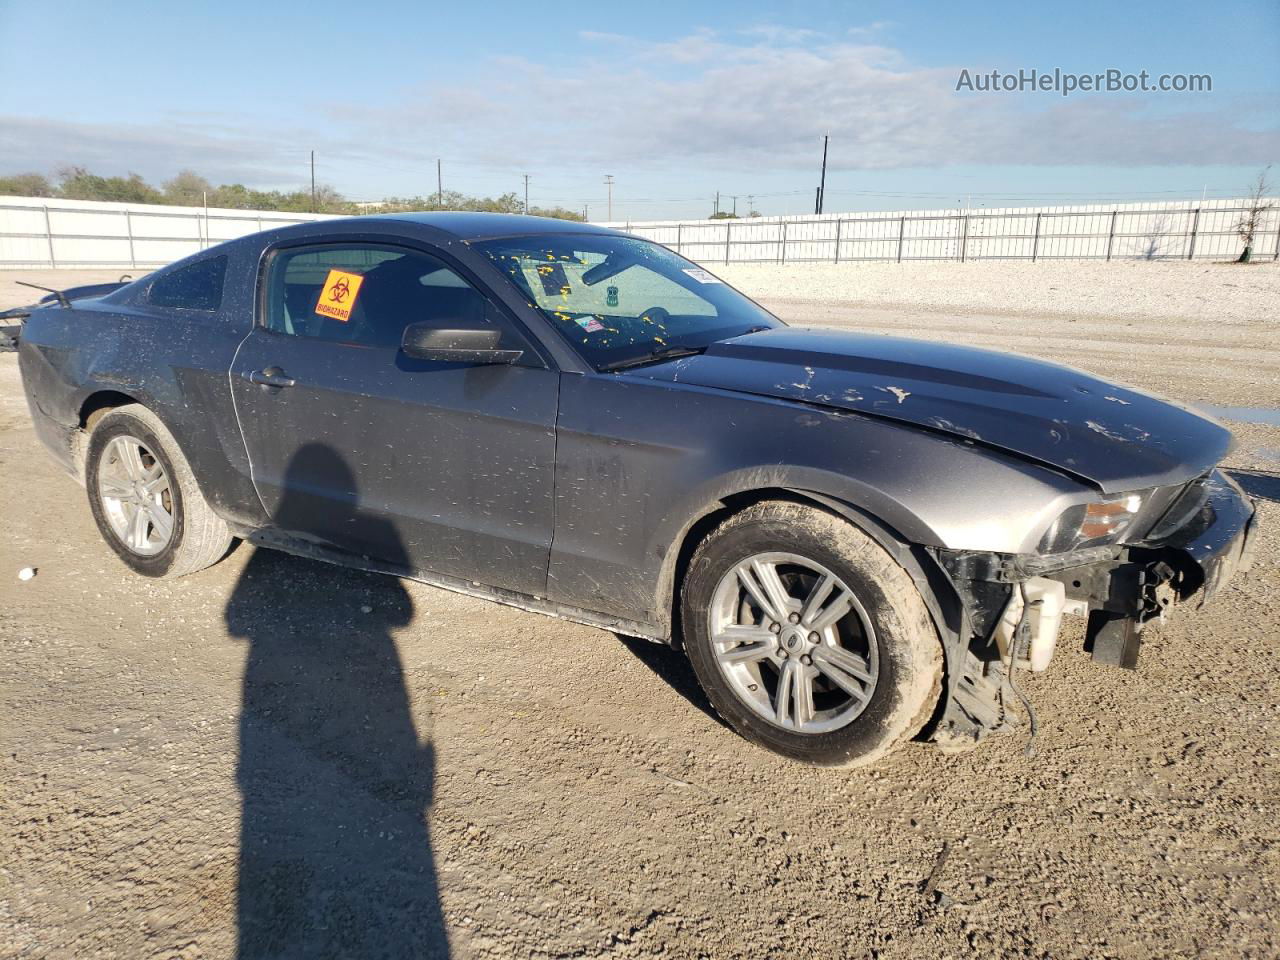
[{"left": 1038, "top": 493, "right": 1144, "bottom": 553}]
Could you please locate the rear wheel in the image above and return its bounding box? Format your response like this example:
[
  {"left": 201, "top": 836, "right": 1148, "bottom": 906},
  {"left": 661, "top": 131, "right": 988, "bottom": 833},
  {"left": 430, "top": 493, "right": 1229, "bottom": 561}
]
[
  {"left": 85, "top": 405, "right": 233, "bottom": 578},
  {"left": 681, "top": 501, "right": 941, "bottom": 766}
]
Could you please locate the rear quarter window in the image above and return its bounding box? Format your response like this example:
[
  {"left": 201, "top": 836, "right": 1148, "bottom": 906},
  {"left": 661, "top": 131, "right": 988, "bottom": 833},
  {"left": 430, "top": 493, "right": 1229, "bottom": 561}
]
[{"left": 147, "top": 256, "right": 227, "bottom": 311}]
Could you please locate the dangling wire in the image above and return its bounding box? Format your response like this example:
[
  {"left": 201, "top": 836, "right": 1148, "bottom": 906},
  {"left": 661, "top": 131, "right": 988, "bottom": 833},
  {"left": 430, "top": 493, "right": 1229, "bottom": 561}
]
[{"left": 1005, "top": 581, "right": 1040, "bottom": 757}]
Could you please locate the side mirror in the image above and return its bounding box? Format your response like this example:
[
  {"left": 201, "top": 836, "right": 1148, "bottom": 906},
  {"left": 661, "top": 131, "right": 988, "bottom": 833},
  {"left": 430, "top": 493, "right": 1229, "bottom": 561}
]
[{"left": 401, "top": 322, "right": 523, "bottom": 365}]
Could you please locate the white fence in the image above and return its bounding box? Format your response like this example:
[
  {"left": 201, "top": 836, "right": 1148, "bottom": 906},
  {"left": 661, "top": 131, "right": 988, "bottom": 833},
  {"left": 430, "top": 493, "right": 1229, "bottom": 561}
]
[
  {"left": 604, "top": 197, "right": 1280, "bottom": 264},
  {"left": 3, "top": 194, "right": 1277, "bottom": 271},
  {"left": 0, "top": 196, "right": 335, "bottom": 269}
]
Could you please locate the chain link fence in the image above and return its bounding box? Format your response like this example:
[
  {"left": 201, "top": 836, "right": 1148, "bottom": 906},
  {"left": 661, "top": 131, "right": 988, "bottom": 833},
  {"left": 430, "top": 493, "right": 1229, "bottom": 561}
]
[{"left": 609, "top": 198, "right": 1279, "bottom": 265}]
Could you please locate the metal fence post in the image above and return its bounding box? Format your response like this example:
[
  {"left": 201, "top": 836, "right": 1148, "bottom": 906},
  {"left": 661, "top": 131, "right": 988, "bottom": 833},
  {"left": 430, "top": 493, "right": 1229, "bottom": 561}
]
[
  {"left": 1105, "top": 210, "right": 1117, "bottom": 261},
  {"left": 959, "top": 214, "right": 969, "bottom": 263},
  {"left": 43, "top": 205, "right": 56, "bottom": 268},
  {"left": 833, "top": 219, "right": 842, "bottom": 264},
  {"left": 897, "top": 216, "right": 906, "bottom": 263},
  {"left": 125, "top": 210, "right": 136, "bottom": 268},
  {"left": 725, "top": 221, "right": 732, "bottom": 265},
  {"left": 1187, "top": 207, "right": 1201, "bottom": 260},
  {"left": 676, "top": 222, "right": 682, "bottom": 256},
  {"left": 1273, "top": 212, "right": 1280, "bottom": 260},
  {"left": 1031, "top": 212, "right": 1042, "bottom": 262},
  {"left": 779, "top": 221, "right": 787, "bottom": 264}
]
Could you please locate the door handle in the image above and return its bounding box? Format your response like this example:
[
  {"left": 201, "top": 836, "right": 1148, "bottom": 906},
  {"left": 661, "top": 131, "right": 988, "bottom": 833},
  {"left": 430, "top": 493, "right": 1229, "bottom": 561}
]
[{"left": 247, "top": 366, "right": 296, "bottom": 388}]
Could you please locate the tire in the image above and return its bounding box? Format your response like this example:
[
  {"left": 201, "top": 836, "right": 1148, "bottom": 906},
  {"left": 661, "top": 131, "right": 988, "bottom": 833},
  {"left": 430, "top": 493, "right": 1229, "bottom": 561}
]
[
  {"left": 85, "top": 404, "right": 233, "bottom": 578},
  {"left": 681, "top": 501, "right": 941, "bottom": 767}
]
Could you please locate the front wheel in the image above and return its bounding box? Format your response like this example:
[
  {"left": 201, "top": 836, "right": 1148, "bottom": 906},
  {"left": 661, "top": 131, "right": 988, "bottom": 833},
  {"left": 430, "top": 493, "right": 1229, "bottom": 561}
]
[
  {"left": 85, "top": 404, "right": 234, "bottom": 578},
  {"left": 681, "top": 501, "right": 941, "bottom": 766}
]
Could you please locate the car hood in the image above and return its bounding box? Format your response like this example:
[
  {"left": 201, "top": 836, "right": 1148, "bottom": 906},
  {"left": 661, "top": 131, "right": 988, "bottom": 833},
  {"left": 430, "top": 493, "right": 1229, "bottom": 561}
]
[{"left": 625, "top": 327, "right": 1230, "bottom": 493}]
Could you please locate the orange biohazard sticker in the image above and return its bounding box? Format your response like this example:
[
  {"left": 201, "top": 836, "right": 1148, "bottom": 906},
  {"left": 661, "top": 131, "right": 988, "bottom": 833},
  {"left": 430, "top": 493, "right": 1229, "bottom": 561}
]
[{"left": 314, "top": 269, "right": 364, "bottom": 323}]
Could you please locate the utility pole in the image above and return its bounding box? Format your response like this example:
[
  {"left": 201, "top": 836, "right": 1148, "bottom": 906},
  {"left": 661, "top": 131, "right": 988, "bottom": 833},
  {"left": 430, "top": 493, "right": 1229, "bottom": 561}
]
[
  {"left": 747, "top": 195, "right": 754, "bottom": 217},
  {"left": 731, "top": 195, "right": 738, "bottom": 216},
  {"left": 437, "top": 159, "right": 443, "bottom": 209},
  {"left": 582, "top": 204, "right": 588, "bottom": 221},
  {"left": 816, "top": 133, "right": 828, "bottom": 214},
  {"left": 523, "top": 174, "right": 530, "bottom": 214},
  {"left": 310, "top": 150, "right": 316, "bottom": 213},
  {"left": 714, "top": 191, "right": 720, "bottom": 216},
  {"left": 604, "top": 174, "right": 614, "bottom": 221}
]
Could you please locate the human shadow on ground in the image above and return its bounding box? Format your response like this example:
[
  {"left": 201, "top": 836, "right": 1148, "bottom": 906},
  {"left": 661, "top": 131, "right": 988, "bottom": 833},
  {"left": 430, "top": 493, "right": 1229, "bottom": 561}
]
[{"left": 226, "top": 443, "right": 448, "bottom": 959}]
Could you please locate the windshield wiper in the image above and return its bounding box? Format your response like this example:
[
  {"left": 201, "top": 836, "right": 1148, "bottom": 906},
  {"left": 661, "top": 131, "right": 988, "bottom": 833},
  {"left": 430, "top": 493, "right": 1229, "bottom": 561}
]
[{"left": 599, "top": 344, "right": 708, "bottom": 373}]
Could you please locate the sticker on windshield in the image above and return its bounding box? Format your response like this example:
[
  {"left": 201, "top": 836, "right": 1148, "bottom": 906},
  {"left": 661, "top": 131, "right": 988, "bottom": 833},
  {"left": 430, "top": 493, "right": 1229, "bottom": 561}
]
[
  {"left": 682, "top": 267, "right": 722, "bottom": 284},
  {"left": 315, "top": 269, "right": 365, "bottom": 323},
  {"left": 575, "top": 316, "right": 605, "bottom": 333}
]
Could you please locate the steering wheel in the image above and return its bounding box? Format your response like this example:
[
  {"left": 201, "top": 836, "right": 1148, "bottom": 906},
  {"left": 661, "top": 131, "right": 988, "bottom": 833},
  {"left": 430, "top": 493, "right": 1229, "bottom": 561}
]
[{"left": 640, "top": 306, "right": 671, "bottom": 326}]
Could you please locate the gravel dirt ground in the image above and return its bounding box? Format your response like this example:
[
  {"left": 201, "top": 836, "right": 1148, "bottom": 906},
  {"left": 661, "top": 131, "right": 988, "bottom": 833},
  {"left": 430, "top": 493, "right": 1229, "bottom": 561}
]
[{"left": 2, "top": 263, "right": 1278, "bottom": 959}]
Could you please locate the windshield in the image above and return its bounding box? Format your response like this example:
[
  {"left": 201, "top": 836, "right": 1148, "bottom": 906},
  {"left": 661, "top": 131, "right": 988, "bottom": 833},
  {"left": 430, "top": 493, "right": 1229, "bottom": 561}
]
[{"left": 472, "top": 234, "right": 781, "bottom": 370}]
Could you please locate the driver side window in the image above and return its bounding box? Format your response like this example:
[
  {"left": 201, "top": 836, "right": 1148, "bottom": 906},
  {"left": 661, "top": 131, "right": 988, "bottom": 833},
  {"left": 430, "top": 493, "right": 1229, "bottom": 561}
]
[{"left": 264, "top": 243, "right": 517, "bottom": 351}]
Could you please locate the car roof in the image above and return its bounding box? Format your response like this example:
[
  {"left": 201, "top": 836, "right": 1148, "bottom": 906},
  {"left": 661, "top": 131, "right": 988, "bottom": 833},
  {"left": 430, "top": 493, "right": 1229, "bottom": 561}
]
[{"left": 353, "top": 211, "right": 624, "bottom": 241}]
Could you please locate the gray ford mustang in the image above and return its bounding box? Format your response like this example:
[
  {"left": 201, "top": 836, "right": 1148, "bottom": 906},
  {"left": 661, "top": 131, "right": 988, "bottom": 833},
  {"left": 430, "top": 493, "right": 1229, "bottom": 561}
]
[{"left": 11, "top": 213, "right": 1256, "bottom": 765}]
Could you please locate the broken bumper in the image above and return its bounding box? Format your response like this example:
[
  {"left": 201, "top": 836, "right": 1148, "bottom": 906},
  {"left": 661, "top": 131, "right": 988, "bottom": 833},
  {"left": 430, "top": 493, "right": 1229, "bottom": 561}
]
[
  {"left": 932, "top": 471, "right": 1256, "bottom": 742},
  {"left": 940, "top": 470, "right": 1257, "bottom": 670},
  {"left": 1079, "top": 469, "right": 1256, "bottom": 667},
  {"left": 1161, "top": 469, "right": 1257, "bottom": 599}
]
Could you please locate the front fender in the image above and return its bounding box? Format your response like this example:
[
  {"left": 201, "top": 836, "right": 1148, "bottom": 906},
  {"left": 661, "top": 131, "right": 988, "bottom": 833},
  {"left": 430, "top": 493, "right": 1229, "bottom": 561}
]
[{"left": 547, "top": 374, "right": 1093, "bottom": 631}]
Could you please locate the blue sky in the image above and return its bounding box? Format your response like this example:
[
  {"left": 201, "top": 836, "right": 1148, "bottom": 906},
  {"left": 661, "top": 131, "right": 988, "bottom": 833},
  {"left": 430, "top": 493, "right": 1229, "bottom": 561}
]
[{"left": 1, "top": 0, "right": 1277, "bottom": 219}]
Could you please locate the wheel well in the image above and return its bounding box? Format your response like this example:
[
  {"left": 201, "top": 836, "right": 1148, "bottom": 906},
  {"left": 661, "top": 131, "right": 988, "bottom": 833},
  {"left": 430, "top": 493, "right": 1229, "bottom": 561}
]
[
  {"left": 79, "top": 391, "right": 139, "bottom": 431},
  {"left": 664, "top": 488, "right": 962, "bottom": 656},
  {"left": 664, "top": 488, "right": 837, "bottom": 648}
]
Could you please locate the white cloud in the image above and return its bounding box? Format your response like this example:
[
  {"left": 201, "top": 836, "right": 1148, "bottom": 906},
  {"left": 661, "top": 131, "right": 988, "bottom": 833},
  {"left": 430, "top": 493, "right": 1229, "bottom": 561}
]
[
  {"left": 4, "top": 28, "right": 1275, "bottom": 191},
  {"left": 344, "top": 29, "right": 1276, "bottom": 172}
]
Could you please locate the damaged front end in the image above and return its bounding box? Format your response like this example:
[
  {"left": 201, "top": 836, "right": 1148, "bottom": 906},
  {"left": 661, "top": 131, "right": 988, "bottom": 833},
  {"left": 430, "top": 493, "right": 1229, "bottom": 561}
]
[{"left": 928, "top": 469, "right": 1257, "bottom": 748}]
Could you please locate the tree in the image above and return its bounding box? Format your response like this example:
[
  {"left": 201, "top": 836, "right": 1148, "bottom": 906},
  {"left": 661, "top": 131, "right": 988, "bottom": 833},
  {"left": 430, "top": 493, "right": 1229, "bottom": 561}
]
[
  {"left": 1234, "top": 166, "right": 1275, "bottom": 263},
  {"left": 56, "top": 166, "right": 163, "bottom": 203},
  {"left": 709, "top": 211, "right": 739, "bottom": 220},
  {"left": 0, "top": 172, "right": 54, "bottom": 197},
  {"left": 528, "top": 205, "right": 584, "bottom": 222},
  {"left": 162, "top": 170, "right": 213, "bottom": 206},
  {"left": 0, "top": 164, "right": 583, "bottom": 221}
]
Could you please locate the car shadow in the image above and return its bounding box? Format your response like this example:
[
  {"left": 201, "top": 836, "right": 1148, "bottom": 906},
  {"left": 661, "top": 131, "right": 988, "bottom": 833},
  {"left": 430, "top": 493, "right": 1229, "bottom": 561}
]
[
  {"left": 225, "top": 444, "right": 449, "bottom": 959},
  {"left": 613, "top": 633, "right": 727, "bottom": 728},
  {"left": 1229, "top": 469, "right": 1280, "bottom": 504}
]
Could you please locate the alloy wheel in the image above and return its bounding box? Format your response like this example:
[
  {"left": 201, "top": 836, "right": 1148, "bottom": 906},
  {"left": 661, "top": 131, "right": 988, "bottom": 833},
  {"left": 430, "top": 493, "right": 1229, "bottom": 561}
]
[
  {"left": 708, "top": 552, "right": 879, "bottom": 733},
  {"left": 96, "top": 434, "right": 175, "bottom": 556}
]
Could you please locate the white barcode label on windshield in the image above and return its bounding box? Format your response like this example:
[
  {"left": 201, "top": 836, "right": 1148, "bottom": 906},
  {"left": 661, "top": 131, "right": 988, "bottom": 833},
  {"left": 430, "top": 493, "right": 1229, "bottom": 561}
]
[{"left": 682, "top": 268, "right": 723, "bottom": 284}]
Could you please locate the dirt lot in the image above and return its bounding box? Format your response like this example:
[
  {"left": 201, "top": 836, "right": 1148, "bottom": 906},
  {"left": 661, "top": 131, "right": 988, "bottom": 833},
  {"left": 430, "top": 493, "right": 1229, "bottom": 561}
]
[{"left": 2, "top": 265, "right": 1278, "bottom": 959}]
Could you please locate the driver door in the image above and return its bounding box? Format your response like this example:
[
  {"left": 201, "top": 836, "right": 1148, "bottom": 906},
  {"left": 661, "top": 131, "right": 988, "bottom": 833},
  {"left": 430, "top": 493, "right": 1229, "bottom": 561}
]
[{"left": 229, "top": 240, "right": 558, "bottom": 596}]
